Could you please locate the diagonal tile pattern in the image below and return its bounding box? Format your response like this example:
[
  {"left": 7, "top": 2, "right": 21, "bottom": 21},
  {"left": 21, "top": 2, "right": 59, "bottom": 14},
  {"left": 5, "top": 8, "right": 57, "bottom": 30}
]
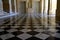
[{"left": 0, "top": 13, "right": 60, "bottom": 40}]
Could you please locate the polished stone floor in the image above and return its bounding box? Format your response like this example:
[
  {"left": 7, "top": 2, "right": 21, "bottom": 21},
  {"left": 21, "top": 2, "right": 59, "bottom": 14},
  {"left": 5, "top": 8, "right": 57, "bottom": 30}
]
[{"left": 0, "top": 13, "right": 60, "bottom": 40}]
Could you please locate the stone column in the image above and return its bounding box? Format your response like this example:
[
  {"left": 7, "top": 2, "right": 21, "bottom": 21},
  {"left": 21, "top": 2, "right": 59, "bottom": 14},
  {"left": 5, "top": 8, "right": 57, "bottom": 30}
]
[
  {"left": 49, "top": 0, "right": 57, "bottom": 29},
  {"left": 26, "top": 0, "right": 29, "bottom": 13},
  {"left": 9, "top": 0, "right": 12, "bottom": 13},
  {"left": 43, "top": 0, "right": 48, "bottom": 28},
  {"left": 44, "top": 0, "right": 48, "bottom": 27},
  {"left": 0, "top": 0, "right": 3, "bottom": 15},
  {"left": 14, "top": 0, "right": 18, "bottom": 26},
  {"left": 40, "top": 0, "right": 44, "bottom": 26},
  {"left": 14, "top": 0, "right": 17, "bottom": 13},
  {"left": 9, "top": 0, "right": 13, "bottom": 26}
]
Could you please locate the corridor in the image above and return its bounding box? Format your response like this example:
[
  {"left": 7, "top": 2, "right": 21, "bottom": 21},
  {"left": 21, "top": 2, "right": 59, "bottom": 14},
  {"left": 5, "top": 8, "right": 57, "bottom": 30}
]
[{"left": 0, "top": 0, "right": 60, "bottom": 40}]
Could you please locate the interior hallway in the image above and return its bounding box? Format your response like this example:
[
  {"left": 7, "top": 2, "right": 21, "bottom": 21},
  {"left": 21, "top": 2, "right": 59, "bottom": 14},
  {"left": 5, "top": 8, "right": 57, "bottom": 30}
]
[
  {"left": 0, "top": 13, "right": 60, "bottom": 40},
  {"left": 0, "top": 0, "right": 60, "bottom": 40}
]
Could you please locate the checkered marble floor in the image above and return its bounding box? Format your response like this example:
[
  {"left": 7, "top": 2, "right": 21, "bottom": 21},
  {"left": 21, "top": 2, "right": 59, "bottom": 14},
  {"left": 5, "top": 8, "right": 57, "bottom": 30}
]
[
  {"left": 0, "top": 26, "right": 60, "bottom": 40},
  {"left": 0, "top": 13, "right": 60, "bottom": 40}
]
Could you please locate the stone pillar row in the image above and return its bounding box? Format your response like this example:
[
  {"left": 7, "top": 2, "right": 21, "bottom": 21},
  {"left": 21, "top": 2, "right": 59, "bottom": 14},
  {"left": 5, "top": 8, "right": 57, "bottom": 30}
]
[
  {"left": 42, "top": 0, "right": 57, "bottom": 30},
  {"left": 9, "top": 0, "right": 17, "bottom": 13},
  {"left": 0, "top": 0, "right": 17, "bottom": 14},
  {"left": 0, "top": 0, "right": 57, "bottom": 27},
  {"left": 48, "top": 0, "right": 57, "bottom": 29}
]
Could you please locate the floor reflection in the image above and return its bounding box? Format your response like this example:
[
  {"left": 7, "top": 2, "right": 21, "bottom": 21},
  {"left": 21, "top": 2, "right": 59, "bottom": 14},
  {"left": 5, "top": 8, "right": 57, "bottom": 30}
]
[{"left": 0, "top": 13, "right": 60, "bottom": 40}]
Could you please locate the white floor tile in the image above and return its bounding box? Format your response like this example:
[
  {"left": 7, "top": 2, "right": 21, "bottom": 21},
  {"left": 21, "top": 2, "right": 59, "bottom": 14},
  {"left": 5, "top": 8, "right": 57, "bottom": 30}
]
[{"left": 17, "top": 33, "right": 32, "bottom": 40}]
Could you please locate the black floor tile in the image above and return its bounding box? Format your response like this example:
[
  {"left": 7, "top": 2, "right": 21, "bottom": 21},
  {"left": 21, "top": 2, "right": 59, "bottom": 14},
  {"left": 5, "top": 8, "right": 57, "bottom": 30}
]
[
  {"left": 16, "top": 27, "right": 24, "bottom": 30},
  {"left": 57, "top": 30, "right": 60, "bottom": 33},
  {"left": 46, "top": 37, "right": 55, "bottom": 40},
  {"left": 56, "top": 27, "right": 60, "bottom": 30},
  {"left": 4, "top": 27, "right": 11, "bottom": 30},
  {"left": 0, "top": 38, "right": 2, "bottom": 40},
  {"left": 0, "top": 31, "right": 8, "bottom": 35},
  {"left": 12, "top": 31, "right": 24, "bottom": 36},
  {"left": 46, "top": 36, "right": 60, "bottom": 40},
  {"left": 26, "top": 37, "right": 42, "bottom": 40},
  {"left": 27, "top": 31, "right": 39, "bottom": 35},
  {"left": 55, "top": 38, "right": 60, "bottom": 40},
  {"left": 6, "top": 37, "right": 22, "bottom": 40}
]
